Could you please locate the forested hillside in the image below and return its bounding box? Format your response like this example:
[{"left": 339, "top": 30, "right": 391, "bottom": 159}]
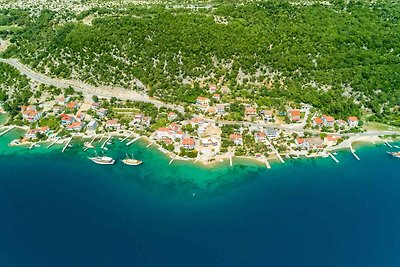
[{"left": 1, "top": 0, "right": 399, "bottom": 125}]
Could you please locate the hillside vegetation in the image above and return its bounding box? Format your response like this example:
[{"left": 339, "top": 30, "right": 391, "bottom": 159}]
[{"left": 1, "top": 0, "right": 400, "bottom": 125}]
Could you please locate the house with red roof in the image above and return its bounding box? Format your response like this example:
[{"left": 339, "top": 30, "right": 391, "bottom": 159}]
[
  {"left": 22, "top": 109, "right": 41, "bottom": 123},
  {"left": 348, "top": 116, "right": 359, "bottom": 128},
  {"left": 289, "top": 110, "right": 301, "bottom": 122},
  {"left": 105, "top": 119, "right": 121, "bottom": 130},
  {"left": 213, "top": 94, "right": 221, "bottom": 101},
  {"left": 182, "top": 137, "right": 196, "bottom": 150},
  {"left": 254, "top": 131, "right": 266, "bottom": 143},
  {"left": 67, "top": 121, "right": 83, "bottom": 131},
  {"left": 25, "top": 126, "right": 50, "bottom": 139},
  {"left": 324, "top": 135, "right": 340, "bottom": 147},
  {"left": 313, "top": 117, "right": 324, "bottom": 128},
  {"left": 209, "top": 84, "right": 217, "bottom": 93},
  {"left": 322, "top": 115, "right": 335, "bottom": 127},
  {"left": 60, "top": 114, "right": 74, "bottom": 125},
  {"left": 245, "top": 107, "right": 257, "bottom": 117},
  {"left": 168, "top": 112, "right": 177, "bottom": 121},
  {"left": 296, "top": 137, "right": 324, "bottom": 150},
  {"left": 230, "top": 133, "right": 243, "bottom": 145},
  {"left": 67, "top": 101, "right": 79, "bottom": 110}
]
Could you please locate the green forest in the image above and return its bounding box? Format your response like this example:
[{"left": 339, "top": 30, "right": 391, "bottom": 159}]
[{"left": 1, "top": 0, "right": 399, "bottom": 125}]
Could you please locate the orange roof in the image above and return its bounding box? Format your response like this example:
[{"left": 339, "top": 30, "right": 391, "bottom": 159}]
[
  {"left": 314, "top": 118, "right": 323, "bottom": 124},
  {"left": 67, "top": 101, "right": 77, "bottom": 109},
  {"left": 290, "top": 110, "right": 301, "bottom": 116},
  {"left": 197, "top": 96, "right": 209, "bottom": 101},
  {"left": 67, "top": 122, "right": 82, "bottom": 128},
  {"left": 168, "top": 112, "right": 176, "bottom": 116},
  {"left": 245, "top": 107, "right": 257, "bottom": 113},
  {"left": 255, "top": 132, "right": 266, "bottom": 137},
  {"left": 322, "top": 115, "right": 335, "bottom": 122},
  {"left": 182, "top": 137, "right": 195, "bottom": 145},
  {"left": 157, "top": 127, "right": 170, "bottom": 132},
  {"left": 348, "top": 116, "right": 358, "bottom": 122},
  {"left": 296, "top": 138, "right": 305, "bottom": 144},
  {"left": 106, "top": 119, "right": 119, "bottom": 125},
  {"left": 230, "top": 133, "right": 242, "bottom": 140},
  {"left": 326, "top": 135, "right": 340, "bottom": 141}
]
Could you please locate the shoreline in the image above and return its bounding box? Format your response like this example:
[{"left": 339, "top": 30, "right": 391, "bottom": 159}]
[{"left": 1, "top": 125, "right": 398, "bottom": 169}]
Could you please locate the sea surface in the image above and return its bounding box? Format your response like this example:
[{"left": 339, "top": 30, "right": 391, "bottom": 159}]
[{"left": 0, "top": 129, "right": 400, "bottom": 267}]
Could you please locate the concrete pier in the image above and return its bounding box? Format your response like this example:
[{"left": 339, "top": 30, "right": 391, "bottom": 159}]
[
  {"left": 229, "top": 153, "right": 233, "bottom": 167},
  {"left": 265, "top": 158, "right": 271, "bottom": 169},
  {"left": 126, "top": 136, "right": 141, "bottom": 146},
  {"left": 47, "top": 137, "right": 59, "bottom": 149},
  {"left": 350, "top": 145, "right": 360, "bottom": 160},
  {"left": 62, "top": 137, "right": 72, "bottom": 153},
  {"left": 276, "top": 152, "right": 285, "bottom": 163},
  {"left": 101, "top": 135, "right": 111, "bottom": 149},
  {"left": 328, "top": 152, "right": 339, "bottom": 163},
  {"left": 121, "top": 134, "right": 132, "bottom": 142},
  {"left": 0, "top": 126, "right": 14, "bottom": 136},
  {"left": 384, "top": 140, "right": 392, "bottom": 148},
  {"left": 146, "top": 141, "right": 154, "bottom": 148}
]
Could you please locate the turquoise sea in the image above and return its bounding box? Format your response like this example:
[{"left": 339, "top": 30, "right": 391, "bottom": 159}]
[{"left": 0, "top": 128, "right": 400, "bottom": 266}]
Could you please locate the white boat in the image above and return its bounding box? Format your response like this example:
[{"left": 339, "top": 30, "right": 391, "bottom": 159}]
[
  {"left": 387, "top": 151, "right": 400, "bottom": 159},
  {"left": 103, "top": 147, "right": 109, "bottom": 151},
  {"left": 84, "top": 142, "right": 94, "bottom": 149},
  {"left": 10, "top": 139, "right": 21, "bottom": 146},
  {"left": 394, "top": 145, "right": 399, "bottom": 149},
  {"left": 89, "top": 156, "right": 115, "bottom": 165},
  {"left": 121, "top": 154, "right": 142, "bottom": 166}
]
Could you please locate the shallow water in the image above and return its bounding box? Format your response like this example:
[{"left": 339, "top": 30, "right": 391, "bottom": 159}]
[{"left": 0, "top": 130, "right": 399, "bottom": 266}]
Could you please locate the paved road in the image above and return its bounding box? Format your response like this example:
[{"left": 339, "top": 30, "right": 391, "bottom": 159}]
[{"left": 0, "top": 57, "right": 185, "bottom": 113}]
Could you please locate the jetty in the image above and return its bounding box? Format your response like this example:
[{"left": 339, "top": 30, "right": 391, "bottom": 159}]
[
  {"left": 229, "top": 153, "right": 233, "bottom": 167},
  {"left": 275, "top": 151, "right": 285, "bottom": 163},
  {"left": 384, "top": 140, "right": 393, "bottom": 148},
  {"left": 121, "top": 133, "right": 132, "bottom": 142},
  {"left": 101, "top": 135, "right": 111, "bottom": 149},
  {"left": 169, "top": 157, "right": 175, "bottom": 165},
  {"left": 29, "top": 143, "right": 36, "bottom": 150},
  {"left": 146, "top": 141, "right": 154, "bottom": 148},
  {"left": 265, "top": 158, "right": 271, "bottom": 169},
  {"left": 0, "top": 126, "right": 15, "bottom": 136},
  {"left": 126, "top": 136, "right": 141, "bottom": 146},
  {"left": 46, "top": 137, "right": 59, "bottom": 149},
  {"left": 328, "top": 152, "right": 339, "bottom": 163},
  {"left": 62, "top": 137, "right": 72, "bottom": 153},
  {"left": 350, "top": 145, "right": 360, "bottom": 160}
]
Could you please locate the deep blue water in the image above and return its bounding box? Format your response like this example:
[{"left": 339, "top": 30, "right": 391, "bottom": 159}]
[{"left": 0, "top": 136, "right": 400, "bottom": 266}]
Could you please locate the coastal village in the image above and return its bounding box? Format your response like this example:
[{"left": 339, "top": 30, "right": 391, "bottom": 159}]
[{"left": 1, "top": 81, "right": 388, "bottom": 167}]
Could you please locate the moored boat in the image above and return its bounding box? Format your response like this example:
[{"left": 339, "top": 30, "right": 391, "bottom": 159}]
[
  {"left": 387, "top": 151, "right": 400, "bottom": 158},
  {"left": 89, "top": 156, "right": 115, "bottom": 165},
  {"left": 122, "top": 154, "right": 142, "bottom": 166}
]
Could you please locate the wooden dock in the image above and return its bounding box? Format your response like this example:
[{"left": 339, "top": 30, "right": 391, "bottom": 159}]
[
  {"left": 328, "top": 152, "right": 339, "bottom": 163},
  {"left": 62, "top": 137, "right": 72, "bottom": 153},
  {"left": 126, "top": 136, "right": 141, "bottom": 146},
  {"left": 0, "top": 126, "right": 15, "bottom": 136}
]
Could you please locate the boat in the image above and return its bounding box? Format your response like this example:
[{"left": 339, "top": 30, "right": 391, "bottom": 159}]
[
  {"left": 387, "top": 151, "right": 400, "bottom": 158},
  {"left": 102, "top": 147, "right": 109, "bottom": 151},
  {"left": 10, "top": 139, "right": 21, "bottom": 146},
  {"left": 84, "top": 142, "right": 94, "bottom": 149},
  {"left": 394, "top": 145, "right": 400, "bottom": 149},
  {"left": 89, "top": 156, "right": 115, "bottom": 165},
  {"left": 121, "top": 154, "right": 142, "bottom": 166}
]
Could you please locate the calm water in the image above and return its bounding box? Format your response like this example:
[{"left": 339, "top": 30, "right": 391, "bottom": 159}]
[{"left": 0, "top": 129, "right": 400, "bottom": 267}]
